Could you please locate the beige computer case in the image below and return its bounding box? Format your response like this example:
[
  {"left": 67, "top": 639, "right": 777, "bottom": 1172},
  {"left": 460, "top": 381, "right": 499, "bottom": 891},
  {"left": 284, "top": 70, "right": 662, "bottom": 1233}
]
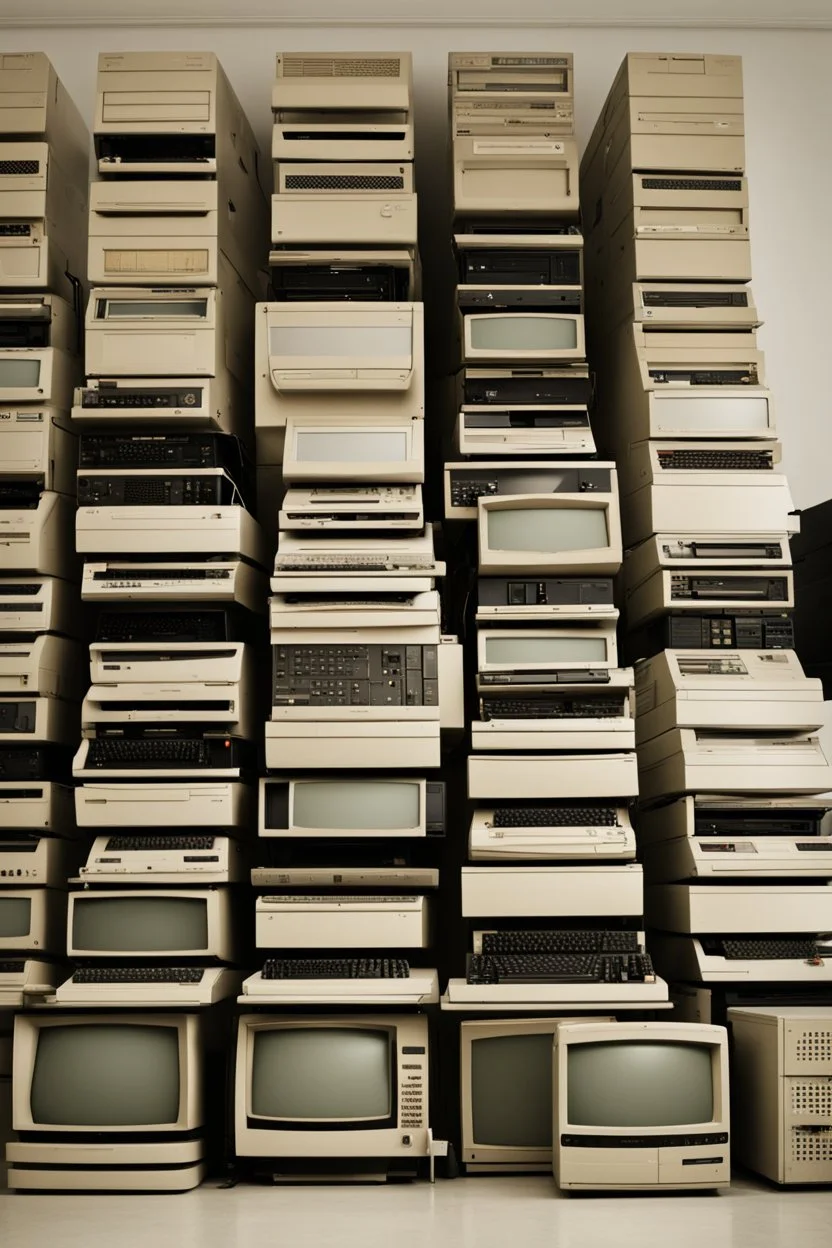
[{"left": 728, "top": 1008, "right": 832, "bottom": 1184}]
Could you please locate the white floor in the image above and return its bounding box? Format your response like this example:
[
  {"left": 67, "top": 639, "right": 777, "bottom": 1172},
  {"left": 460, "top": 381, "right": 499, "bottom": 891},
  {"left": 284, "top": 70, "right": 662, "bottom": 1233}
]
[{"left": 1, "top": 1176, "right": 830, "bottom": 1248}]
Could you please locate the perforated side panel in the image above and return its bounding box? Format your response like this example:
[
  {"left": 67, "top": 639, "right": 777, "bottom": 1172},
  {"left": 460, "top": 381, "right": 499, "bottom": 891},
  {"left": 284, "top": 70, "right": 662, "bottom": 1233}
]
[
  {"left": 785, "top": 1023, "right": 832, "bottom": 1074},
  {"left": 282, "top": 57, "right": 400, "bottom": 78},
  {"left": 788, "top": 1078, "right": 832, "bottom": 1119},
  {"left": 790, "top": 1127, "right": 832, "bottom": 1164}
]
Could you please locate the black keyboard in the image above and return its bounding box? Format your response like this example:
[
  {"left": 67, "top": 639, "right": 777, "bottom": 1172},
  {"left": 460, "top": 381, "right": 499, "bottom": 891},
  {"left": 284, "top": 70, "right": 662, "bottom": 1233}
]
[
  {"left": 96, "top": 610, "right": 232, "bottom": 643},
  {"left": 481, "top": 697, "right": 622, "bottom": 719},
  {"left": 493, "top": 805, "right": 618, "bottom": 827},
  {"left": 480, "top": 930, "right": 639, "bottom": 954},
  {"left": 467, "top": 953, "right": 655, "bottom": 985},
  {"left": 72, "top": 967, "right": 205, "bottom": 983},
  {"left": 711, "top": 938, "right": 822, "bottom": 961},
  {"left": 86, "top": 735, "right": 237, "bottom": 768},
  {"left": 262, "top": 958, "right": 410, "bottom": 980},
  {"left": 104, "top": 836, "right": 217, "bottom": 851},
  {"left": 658, "top": 451, "right": 773, "bottom": 471}
]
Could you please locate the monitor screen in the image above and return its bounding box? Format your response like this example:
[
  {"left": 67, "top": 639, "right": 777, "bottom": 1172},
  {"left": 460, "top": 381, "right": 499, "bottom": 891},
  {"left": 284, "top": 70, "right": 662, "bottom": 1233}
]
[
  {"left": 294, "top": 431, "right": 408, "bottom": 463},
  {"left": 484, "top": 635, "right": 607, "bottom": 664},
  {"left": 654, "top": 394, "right": 770, "bottom": 432},
  {"left": 469, "top": 316, "right": 578, "bottom": 351},
  {"left": 486, "top": 507, "right": 608, "bottom": 553},
  {"left": 567, "top": 1042, "right": 714, "bottom": 1127},
  {"left": 0, "top": 896, "right": 31, "bottom": 938},
  {"left": 270, "top": 325, "right": 411, "bottom": 357},
  {"left": 251, "top": 1028, "right": 392, "bottom": 1122},
  {"left": 293, "top": 781, "right": 420, "bottom": 830},
  {"left": 72, "top": 895, "right": 208, "bottom": 952},
  {"left": 472, "top": 1033, "right": 552, "bottom": 1148},
  {"left": 0, "top": 358, "right": 41, "bottom": 388},
  {"left": 30, "top": 1024, "right": 180, "bottom": 1127}
]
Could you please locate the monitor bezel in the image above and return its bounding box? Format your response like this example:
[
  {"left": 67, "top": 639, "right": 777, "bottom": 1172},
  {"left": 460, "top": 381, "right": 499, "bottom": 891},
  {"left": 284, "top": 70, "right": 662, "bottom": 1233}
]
[
  {"left": 282, "top": 415, "right": 424, "bottom": 484},
  {"left": 12, "top": 1012, "right": 202, "bottom": 1134},
  {"left": 235, "top": 1013, "right": 430, "bottom": 1159},
  {"left": 65, "top": 888, "right": 234, "bottom": 960},
  {"left": 461, "top": 311, "right": 586, "bottom": 363},
  {"left": 461, "top": 1016, "right": 614, "bottom": 1168},
  {"left": 267, "top": 303, "right": 416, "bottom": 375},
  {"left": 478, "top": 493, "right": 623, "bottom": 575},
  {"left": 554, "top": 1021, "right": 729, "bottom": 1139},
  {"left": 259, "top": 775, "right": 429, "bottom": 839}
]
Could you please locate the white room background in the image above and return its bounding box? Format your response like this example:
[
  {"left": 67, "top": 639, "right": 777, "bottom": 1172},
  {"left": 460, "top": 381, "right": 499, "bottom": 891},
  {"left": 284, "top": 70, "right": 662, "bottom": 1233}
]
[{"left": 3, "top": 13, "right": 831, "bottom": 749}]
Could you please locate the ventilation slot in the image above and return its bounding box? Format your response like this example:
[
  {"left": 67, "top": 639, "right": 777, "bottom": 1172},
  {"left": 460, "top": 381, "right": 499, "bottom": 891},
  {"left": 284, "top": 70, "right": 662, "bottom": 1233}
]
[
  {"left": 0, "top": 160, "right": 39, "bottom": 175},
  {"left": 794, "top": 1028, "right": 832, "bottom": 1064},
  {"left": 282, "top": 58, "right": 400, "bottom": 78},
  {"left": 284, "top": 174, "right": 404, "bottom": 192}
]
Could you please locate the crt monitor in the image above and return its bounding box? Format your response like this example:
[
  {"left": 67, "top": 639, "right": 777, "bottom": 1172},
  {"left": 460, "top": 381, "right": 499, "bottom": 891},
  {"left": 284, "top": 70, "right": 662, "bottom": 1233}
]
[
  {"left": 478, "top": 495, "right": 622, "bottom": 576},
  {"left": 12, "top": 1013, "right": 202, "bottom": 1135},
  {"left": 461, "top": 1017, "right": 613, "bottom": 1172},
  {"left": 235, "top": 1014, "right": 430, "bottom": 1160},
  {"left": 260, "top": 775, "right": 445, "bottom": 838},
  {"left": 66, "top": 889, "right": 235, "bottom": 961},
  {"left": 553, "top": 1021, "right": 730, "bottom": 1191}
]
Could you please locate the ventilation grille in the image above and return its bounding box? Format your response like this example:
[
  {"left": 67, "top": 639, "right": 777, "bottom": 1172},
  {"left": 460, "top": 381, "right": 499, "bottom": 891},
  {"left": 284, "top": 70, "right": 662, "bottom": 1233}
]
[
  {"left": 789, "top": 1078, "right": 832, "bottom": 1118},
  {"left": 642, "top": 177, "right": 742, "bottom": 192},
  {"left": 790, "top": 1126, "right": 832, "bottom": 1164},
  {"left": 0, "top": 160, "right": 39, "bottom": 175},
  {"left": 284, "top": 174, "right": 404, "bottom": 191},
  {"left": 657, "top": 450, "right": 773, "bottom": 471},
  {"left": 282, "top": 57, "right": 400, "bottom": 78},
  {"left": 794, "top": 1028, "right": 832, "bottom": 1064}
]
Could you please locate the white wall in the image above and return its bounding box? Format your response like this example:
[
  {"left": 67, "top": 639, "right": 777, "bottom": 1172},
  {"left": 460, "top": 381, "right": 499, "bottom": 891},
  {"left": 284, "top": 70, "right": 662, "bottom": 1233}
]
[{"left": 3, "top": 22, "right": 832, "bottom": 511}]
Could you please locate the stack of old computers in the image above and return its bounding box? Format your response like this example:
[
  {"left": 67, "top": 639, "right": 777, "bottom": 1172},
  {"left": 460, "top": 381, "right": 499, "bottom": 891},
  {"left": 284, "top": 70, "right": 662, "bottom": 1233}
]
[
  {"left": 581, "top": 52, "right": 832, "bottom": 1028},
  {"left": 0, "top": 54, "right": 88, "bottom": 1022},
  {"left": 4, "top": 51, "right": 269, "bottom": 1196},
  {"left": 240, "top": 52, "right": 458, "bottom": 1181},
  {"left": 441, "top": 51, "right": 668, "bottom": 1035}
]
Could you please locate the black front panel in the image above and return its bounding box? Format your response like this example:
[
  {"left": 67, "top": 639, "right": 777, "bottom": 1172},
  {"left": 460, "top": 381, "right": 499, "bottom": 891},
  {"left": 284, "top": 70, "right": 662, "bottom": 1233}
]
[
  {"left": 562, "top": 1132, "right": 728, "bottom": 1148},
  {"left": 464, "top": 410, "right": 589, "bottom": 430},
  {"left": 79, "top": 434, "right": 235, "bottom": 470},
  {"left": 694, "top": 809, "right": 828, "bottom": 838},
  {"left": 77, "top": 474, "right": 235, "bottom": 506},
  {"left": 458, "top": 288, "right": 581, "bottom": 312},
  {"left": 95, "top": 134, "right": 216, "bottom": 164},
  {"left": 0, "top": 482, "right": 42, "bottom": 509},
  {"left": 463, "top": 370, "right": 592, "bottom": 406},
  {"left": 643, "top": 289, "right": 748, "bottom": 309},
  {"left": 480, "top": 693, "right": 624, "bottom": 720},
  {"left": 458, "top": 248, "right": 581, "bottom": 286},
  {"left": 448, "top": 466, "right": 610, "bottom": 509},
  {"left": 95, "top": 608, "right": 233, "bottom": 643},
  {"left": 649, "top": 368, "right": 757, "bottom": 385},
  {"left": 478, "top": 577, "right": 614, "bottom": 608},
  {"left": 670, "top": 576, "right": 790, "bottom": 602},
  {"left": 0, "top": 321, "right": 50, "bottom": 349},
  {"left": 271, "top": 265, "right": 410, "bottom": 302},
  {"left": 272, "top": 644, "right": 438, "bottom": 708},
  {"left": 0, "top": 702, "right": 36, "bottom": 733},
  {"left": 80, "top": 386, "right": 206, "bottom": 410},
  {"left": 0, "top": 748, "right": 49, "bottom": 779},
  {"left": 666, "top": 613, "right": 795, "bottom": 649}
]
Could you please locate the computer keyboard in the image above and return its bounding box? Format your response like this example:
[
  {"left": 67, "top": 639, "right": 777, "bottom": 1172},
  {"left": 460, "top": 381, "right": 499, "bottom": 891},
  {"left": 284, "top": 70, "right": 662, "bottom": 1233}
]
[
  {"left": 467, "top": 953, "right": 655, "bottom": 985},
  {"left": 480, "top": 930, "right": 639, "bottom": 954},
  {"left": 706, "top": 938, "right": 822, "bottom": 960},
  {"left": 657, "top": 450, "right": 773, "bottom": 471},
  {"left": 481, "top": 697, "right": 622, "bottom": 719},
  {"left": 262, "top": 958, "right": 410, "bottom": 980},
  {"left": 72, "top": 967, "right": 206, "bottom": 983},
  {"left": 493, "top": 805, "right": 619, "bottom": 827},
  {"left": 104, "top": 836, "right": 217, "bottom": 851},
  {"left": 86, "top": 735, "right": 237, "bottom": 768},
  {"left": 96, "top": 610, "right": 232, "bottom": 643}
]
